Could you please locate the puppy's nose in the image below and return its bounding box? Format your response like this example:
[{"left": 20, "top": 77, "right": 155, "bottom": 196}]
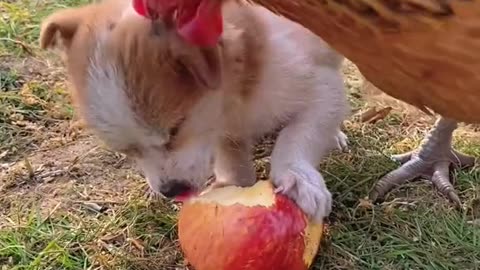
[{"left": 159, "top": 180, "right": 192, "bottom": 198}]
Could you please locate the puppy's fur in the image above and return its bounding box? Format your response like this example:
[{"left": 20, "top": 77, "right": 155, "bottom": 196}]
[{"left": 40, "top": 0, "right": 349, "bottom": 221}]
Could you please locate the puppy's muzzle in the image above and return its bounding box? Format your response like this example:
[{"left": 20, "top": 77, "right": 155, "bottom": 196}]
[{"left": 158, "top": 180, "right": 192, "bottom": 198}]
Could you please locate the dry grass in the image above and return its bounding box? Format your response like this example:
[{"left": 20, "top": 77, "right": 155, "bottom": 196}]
[{"left": 1, "top": 1, "right": 480, "bottom": 269}]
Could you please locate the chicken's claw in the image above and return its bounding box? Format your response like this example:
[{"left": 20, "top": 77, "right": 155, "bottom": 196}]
[{"left": 370, "top": 117, "right": 476, "bottom": 207}]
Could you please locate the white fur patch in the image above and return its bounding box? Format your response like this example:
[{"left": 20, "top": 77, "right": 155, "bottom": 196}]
[{"left": 84, "top": 31, "right": 168, "bottom": 151}]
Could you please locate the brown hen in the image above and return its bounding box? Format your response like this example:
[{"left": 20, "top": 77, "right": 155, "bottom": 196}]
[{"left": 246, "top": 0, "right": 479, "bottom": 205}]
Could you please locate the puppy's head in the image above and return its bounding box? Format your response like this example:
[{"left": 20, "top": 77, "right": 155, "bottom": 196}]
[{"left": 40, "top": 1, "right": 226, "bottom": 199}]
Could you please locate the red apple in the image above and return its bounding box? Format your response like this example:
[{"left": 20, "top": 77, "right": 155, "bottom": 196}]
[{"left": 177, "top": 180, "right": 324, "bottom": 270}]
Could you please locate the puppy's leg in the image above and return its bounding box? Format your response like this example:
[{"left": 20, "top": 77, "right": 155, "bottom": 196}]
[
  {"left": 335, "top": 129, "right": 349, "bottom": 152},
  {"left": 212, "top": 136, "right": 257, "bottom": 188},
  {"left": 270, "top": 69, "right": 348, "bottom": 222}
]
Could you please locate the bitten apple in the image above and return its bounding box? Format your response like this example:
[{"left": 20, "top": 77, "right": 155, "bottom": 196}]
[{"left": 177, "top": 180, "right": 324, "bottom": 270}]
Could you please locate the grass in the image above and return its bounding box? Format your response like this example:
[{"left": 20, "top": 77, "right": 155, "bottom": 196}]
[
  {"left": 1, "top": 194, "right": 181, "bottom": 270},
  {"left": 0, "top": 1, "right": 479, "bottom": 269}
]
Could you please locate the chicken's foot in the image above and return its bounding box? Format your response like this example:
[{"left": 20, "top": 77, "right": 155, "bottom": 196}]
[{"left": 370, "top": 117, "right": 476, "bottom": 206}]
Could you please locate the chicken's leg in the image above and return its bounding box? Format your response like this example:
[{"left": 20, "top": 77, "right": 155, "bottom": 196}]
[{"left": 370, "top": 117, "right": 476, "bottom": 206}]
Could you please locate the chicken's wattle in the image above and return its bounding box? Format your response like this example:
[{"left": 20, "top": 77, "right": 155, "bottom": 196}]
[{"left": 132, "top": 0, "right": 223, "bottom": 48}]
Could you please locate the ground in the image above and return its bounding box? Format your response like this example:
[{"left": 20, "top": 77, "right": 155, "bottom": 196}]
[{"left": 1, "top": 1, "right": 479, "bottom": 269}]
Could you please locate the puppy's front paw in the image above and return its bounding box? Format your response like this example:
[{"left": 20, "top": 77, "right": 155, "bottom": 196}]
[
  {"left": 271, "top": 163, "right": 332, "bottom": 222},
  {"left": 144, "top": 186, "right": 163, "bottom": 201},
  {"left": 335, "top": 130, "right": 349, "bottom": 152}
]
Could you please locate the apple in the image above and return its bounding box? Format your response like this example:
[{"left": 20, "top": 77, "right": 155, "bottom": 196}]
[{"left": 177, "top": 180, "right": 324, "bottom": 270}]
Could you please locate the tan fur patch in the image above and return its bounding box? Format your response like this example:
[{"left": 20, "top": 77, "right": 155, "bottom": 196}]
[
  {"left": 108, "top": 17, "right": 205, "bottom": 129},
  {"left": 221, "top": 2, "right": 266, "bottom": 100}
]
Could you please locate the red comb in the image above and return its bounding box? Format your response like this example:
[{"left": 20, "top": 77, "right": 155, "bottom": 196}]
[
  {"left": 132, "top": 0, "right": 223, "bottom": 48},
  {"left": 176, "top": 0, "right": 223, "bottom": 47},
  {"left": 132, "top": 0, "right": 147, "bottom": 16},
  {"left": 132, "top": 0, "right": 176, "bottom": 19}
]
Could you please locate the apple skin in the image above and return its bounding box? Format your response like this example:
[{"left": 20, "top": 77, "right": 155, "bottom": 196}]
[{"left": 177, "top": 180, "right": 324, "bottom": 270}]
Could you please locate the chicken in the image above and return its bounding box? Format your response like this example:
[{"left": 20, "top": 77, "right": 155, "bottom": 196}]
[{"left": 134, "top": 0, "right": 479, "bottom": 206}]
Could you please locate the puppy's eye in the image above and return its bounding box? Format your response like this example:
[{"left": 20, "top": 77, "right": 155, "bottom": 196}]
[
  {"left": 174, "top": 60, "right": 189, "bottom": 75},
  {"left": 165, "top": 117, "right": 185, "bottom": 151},
  {"left": 173, "top": 59, "right": 196, "bottom": 83},
  {"left": 107, "top": 21, "right": 116, "bottom": 31},
  {"left": 169, "top": 125, "right": 180, "bottom": 138},
  {"left": 168, "top": 117, "right": 185, "bottom": 139},
  {"left": 174, "top": 59, "right": 191, "bottom": 80}
]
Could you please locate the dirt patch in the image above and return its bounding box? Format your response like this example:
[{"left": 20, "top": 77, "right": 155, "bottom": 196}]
[{"left": 0, "top": 131, "right": 144, "bottom": 218}]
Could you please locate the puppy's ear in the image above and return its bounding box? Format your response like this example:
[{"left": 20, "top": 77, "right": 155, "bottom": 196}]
[
  {"left": 180, "top": 47, "right": 222, "bottom": 90},
  {"left": 170, "top": 37, "right": 223, "bottom": 90},
  {"left": 39, "top": 7, "right": 89, "bottom": 50}
]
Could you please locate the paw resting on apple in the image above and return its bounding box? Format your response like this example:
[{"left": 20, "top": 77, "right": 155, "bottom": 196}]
[{"left": 270, "top": 162, "right": 332, "bottom": 222}]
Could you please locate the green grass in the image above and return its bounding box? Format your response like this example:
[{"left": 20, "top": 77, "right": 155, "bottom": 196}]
[
  {"left": 1, "top": 194, "right": 181, "bottom": 270},
  {"left": 0, "top": 67, "right": 74, "bottom": 161},
  {"left": 0, "top": 0, "right": 479, "bottom": 269},
  {"left": 314, "top": 120, "right": 480, "bottom": 270},
  {"left": 0, "top": 0, "right": 88, "bottom": 161}
]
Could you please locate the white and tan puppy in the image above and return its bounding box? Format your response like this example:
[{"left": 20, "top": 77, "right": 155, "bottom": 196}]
[{"left": 39, "top": 0, "right": 349, "bottom": 221}]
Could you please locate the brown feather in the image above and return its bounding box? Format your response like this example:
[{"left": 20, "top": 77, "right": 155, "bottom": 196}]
[{"left": 247, "top": 0, "right": 480, "bottom": 123}]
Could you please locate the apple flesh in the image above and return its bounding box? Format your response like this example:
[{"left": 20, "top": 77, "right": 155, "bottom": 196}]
[{"left": 177, "top": 180, "right": 324, "bottom": 270}]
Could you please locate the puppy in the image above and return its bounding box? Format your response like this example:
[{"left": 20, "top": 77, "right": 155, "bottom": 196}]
[{"left": 39, "top": 0, "right": 349, "bottom": 221}]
